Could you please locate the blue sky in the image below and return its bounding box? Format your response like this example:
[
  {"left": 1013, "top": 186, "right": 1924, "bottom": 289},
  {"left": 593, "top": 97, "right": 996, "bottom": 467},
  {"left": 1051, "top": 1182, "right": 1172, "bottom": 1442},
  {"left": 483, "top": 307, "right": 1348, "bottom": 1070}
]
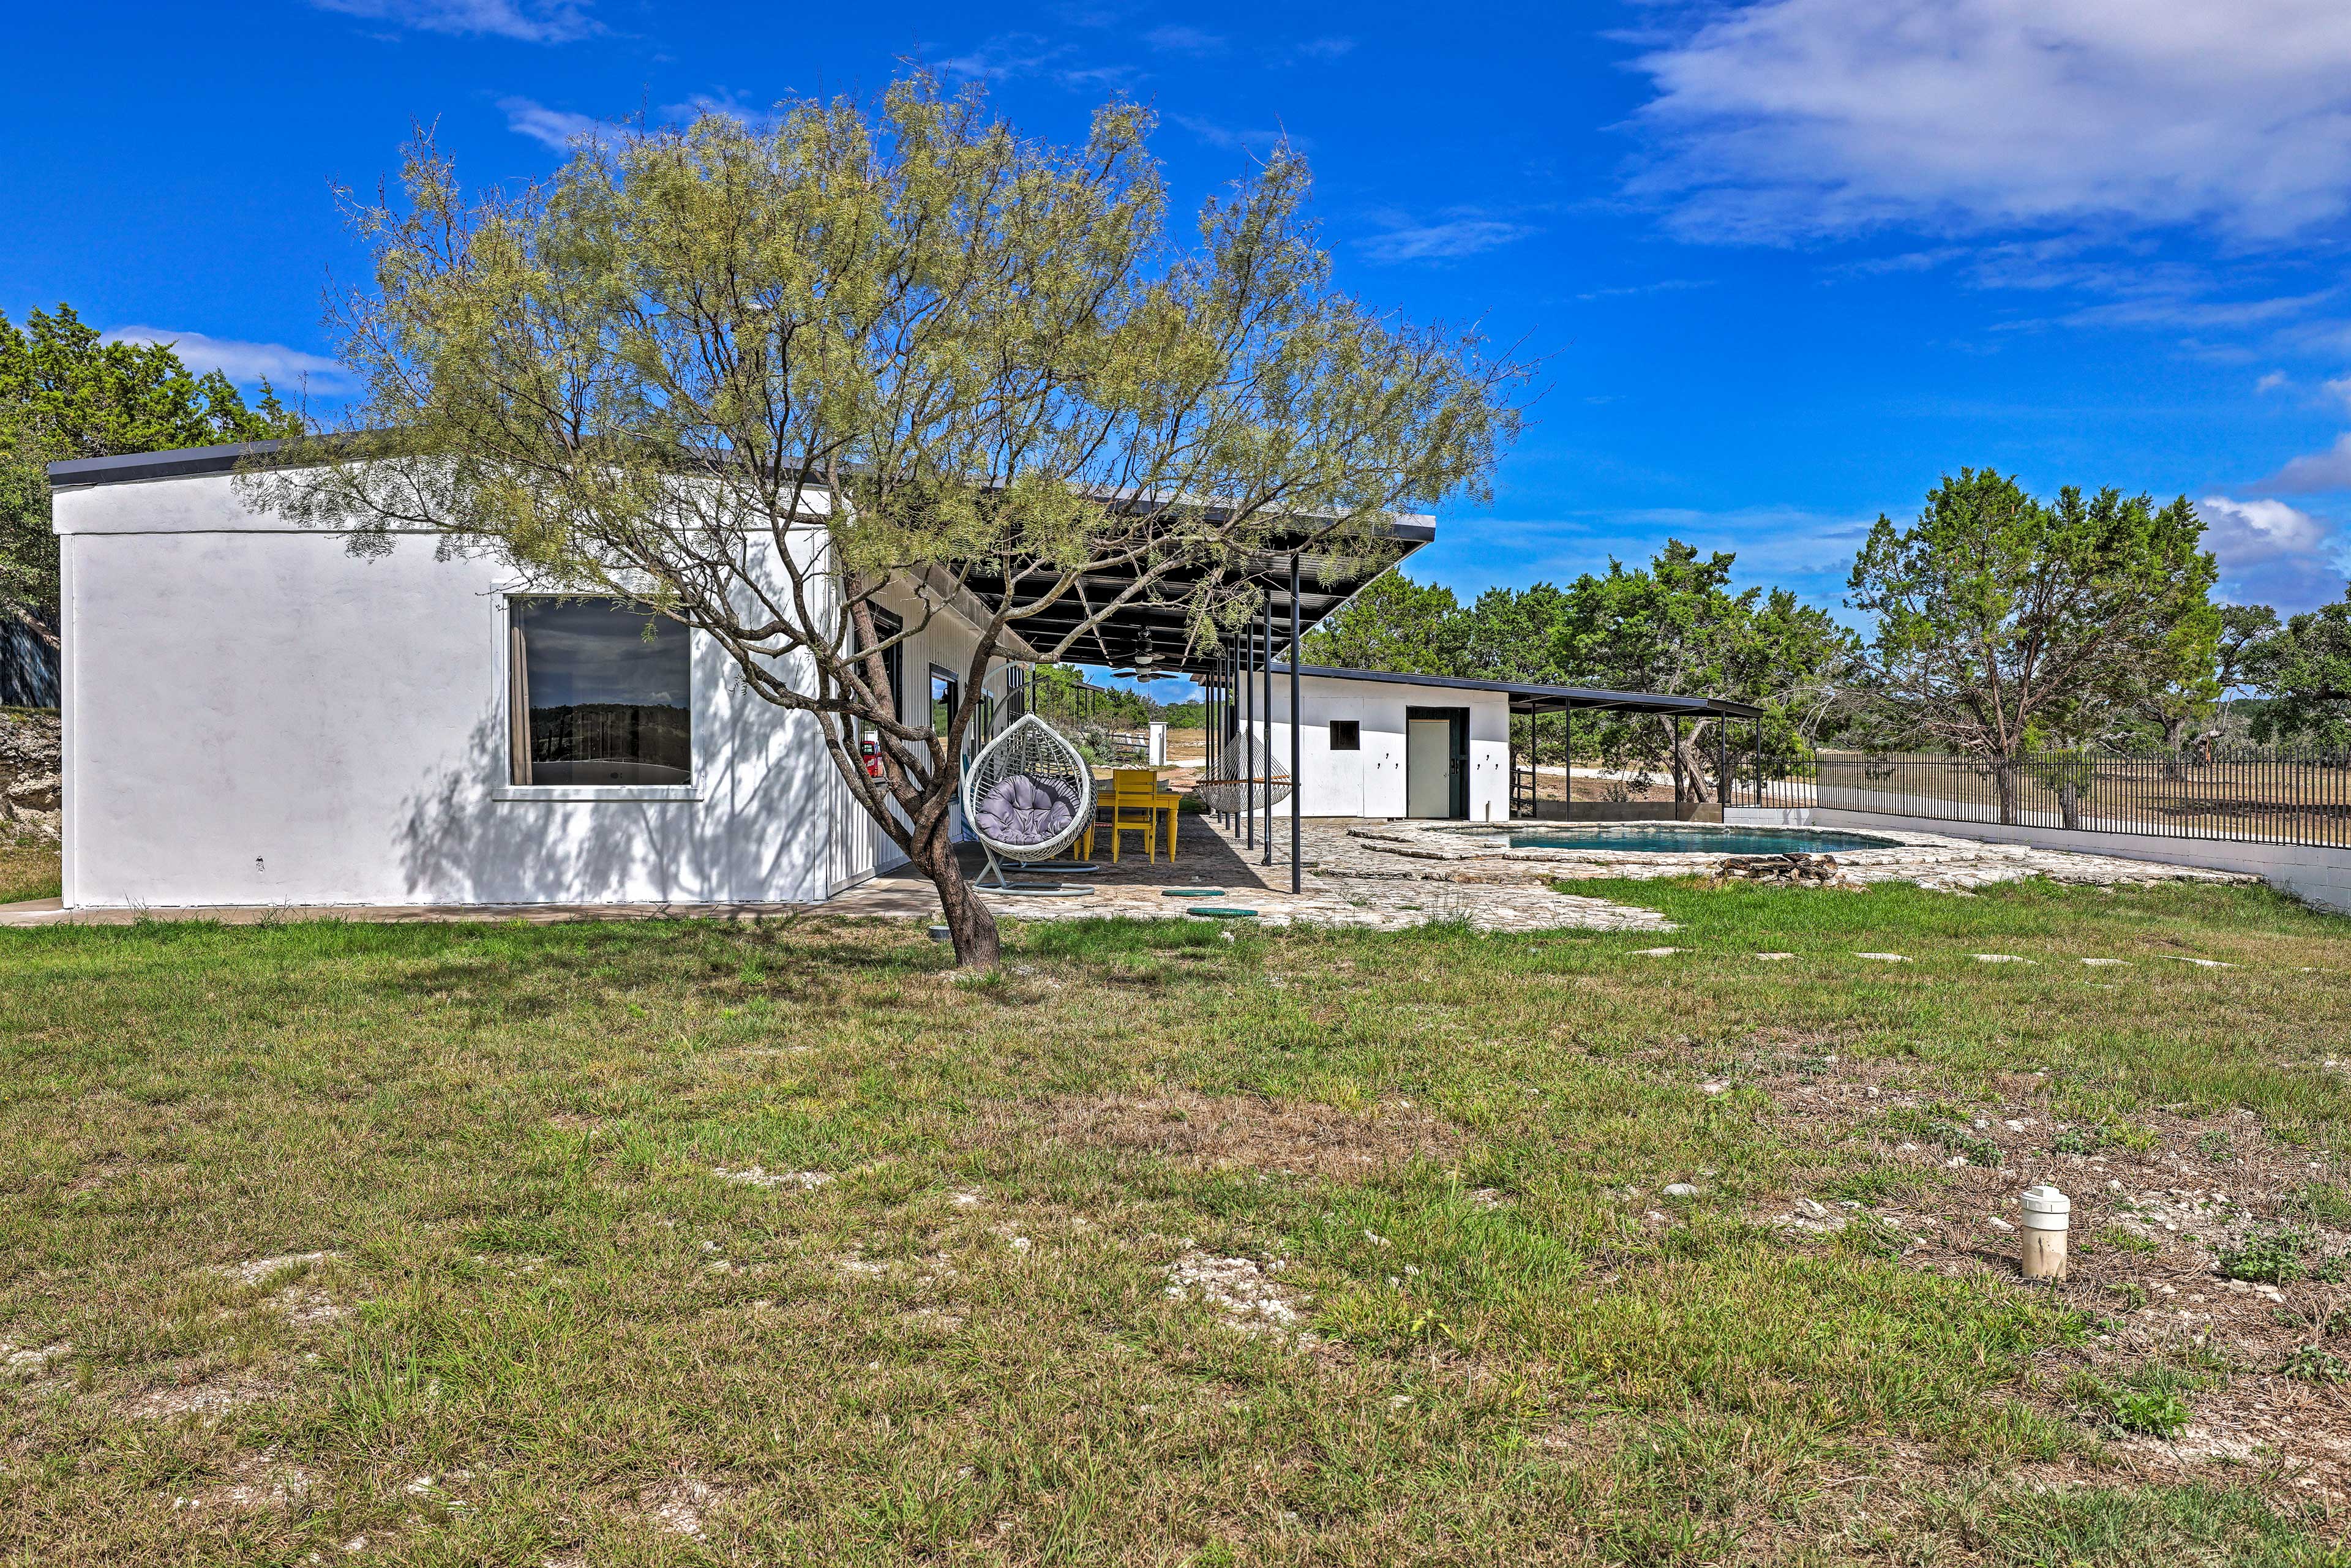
[{"left": 13, "top": 0, "right": 2351, "bottom": 673}]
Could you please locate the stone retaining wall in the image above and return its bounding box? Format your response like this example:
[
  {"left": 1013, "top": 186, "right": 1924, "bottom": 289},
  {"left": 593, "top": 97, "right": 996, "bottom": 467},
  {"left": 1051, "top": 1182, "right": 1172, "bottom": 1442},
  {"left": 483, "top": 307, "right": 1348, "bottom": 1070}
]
[{"left": 1, "top": 708, "right": 61, "bottom": 841}]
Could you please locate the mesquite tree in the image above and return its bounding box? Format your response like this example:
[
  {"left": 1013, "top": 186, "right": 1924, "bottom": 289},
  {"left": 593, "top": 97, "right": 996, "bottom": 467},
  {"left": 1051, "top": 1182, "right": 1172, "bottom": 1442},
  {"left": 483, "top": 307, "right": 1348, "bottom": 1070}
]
[
  {"left": 246, "top": 78, "right": 1519, "bottom": 963},
  {"left": 1847, "top": 468, "right": 2216, "bottom": 820},
  {"left": 1549, "top": 541, "right": 1854, "bottom": 799}
]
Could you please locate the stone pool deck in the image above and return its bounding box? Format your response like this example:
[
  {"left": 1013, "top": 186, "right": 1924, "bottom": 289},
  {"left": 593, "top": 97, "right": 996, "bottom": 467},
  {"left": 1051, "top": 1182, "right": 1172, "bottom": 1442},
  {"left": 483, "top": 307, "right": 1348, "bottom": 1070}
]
[
  {"left": 1327, "top": 821, "right": 2262, "bottom": 897},
  {"left": 912, "top": 817, "right": 2258, "bottom": 934}
]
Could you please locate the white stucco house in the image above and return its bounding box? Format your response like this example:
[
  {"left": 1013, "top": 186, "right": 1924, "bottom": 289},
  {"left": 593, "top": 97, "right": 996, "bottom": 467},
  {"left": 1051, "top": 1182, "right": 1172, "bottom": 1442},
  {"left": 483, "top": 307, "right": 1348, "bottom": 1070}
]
[
  {"left": 1251, "top": 665, "right": 1513, "bottom": 822},
  {"left": 46, "top": 443, "right": 1007, "bottom": 910},
  {"left": 43, "top": 441, "right": 1755, "bottom": 912}
]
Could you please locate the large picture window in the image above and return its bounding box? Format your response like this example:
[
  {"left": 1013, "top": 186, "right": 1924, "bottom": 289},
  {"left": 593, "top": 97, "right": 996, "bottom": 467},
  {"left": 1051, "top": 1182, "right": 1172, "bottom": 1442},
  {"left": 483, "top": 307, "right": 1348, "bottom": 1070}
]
[{"left": 508, "top": 598, "right": 691, "bottom": 786}]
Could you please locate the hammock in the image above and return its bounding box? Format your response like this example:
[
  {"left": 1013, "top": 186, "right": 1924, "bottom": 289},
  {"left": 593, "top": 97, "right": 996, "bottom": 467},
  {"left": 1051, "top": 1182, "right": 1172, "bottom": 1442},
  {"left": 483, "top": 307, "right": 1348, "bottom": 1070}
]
[
  {"left": 961, "top": 713, "right": 1098, "bottom": 892},
  {"left": 1194, "top": 730, "right": 1292, "bottom": 816}
]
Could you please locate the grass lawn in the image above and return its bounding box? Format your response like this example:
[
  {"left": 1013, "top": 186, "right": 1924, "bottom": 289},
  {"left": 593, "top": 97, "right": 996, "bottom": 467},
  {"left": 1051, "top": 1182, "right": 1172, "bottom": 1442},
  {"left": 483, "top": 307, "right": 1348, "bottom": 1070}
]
[
  {"left": 0, "top": 836, "right": 60, "bottom": 905},
  {"left": 4, "top": 877, "right": 2351, "bottom": 1564}
]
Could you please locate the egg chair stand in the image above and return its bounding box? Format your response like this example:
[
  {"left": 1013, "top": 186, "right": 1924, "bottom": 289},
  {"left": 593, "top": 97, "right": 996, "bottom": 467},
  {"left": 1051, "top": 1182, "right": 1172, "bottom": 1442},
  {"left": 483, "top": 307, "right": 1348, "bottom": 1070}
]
[{"left": 961, "top": 713, "right": 1099, "bottom": 897}]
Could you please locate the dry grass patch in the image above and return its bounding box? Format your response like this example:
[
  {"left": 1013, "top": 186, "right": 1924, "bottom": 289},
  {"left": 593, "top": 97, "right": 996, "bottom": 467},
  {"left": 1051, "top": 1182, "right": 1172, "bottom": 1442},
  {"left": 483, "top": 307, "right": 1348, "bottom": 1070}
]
[
  {"left": 1006, "top": 1089, "right": 1464, "bottom": 1180},
  {"left": 0, "top": 834, "right": 58, "bottom": 905}
]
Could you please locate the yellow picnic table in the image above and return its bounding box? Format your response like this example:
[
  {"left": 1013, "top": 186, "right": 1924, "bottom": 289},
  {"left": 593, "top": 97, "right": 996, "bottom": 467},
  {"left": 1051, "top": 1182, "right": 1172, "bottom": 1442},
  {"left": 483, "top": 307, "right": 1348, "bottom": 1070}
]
[{"left": 1083, "top": 765, "right": 1183, "bottom": 861}]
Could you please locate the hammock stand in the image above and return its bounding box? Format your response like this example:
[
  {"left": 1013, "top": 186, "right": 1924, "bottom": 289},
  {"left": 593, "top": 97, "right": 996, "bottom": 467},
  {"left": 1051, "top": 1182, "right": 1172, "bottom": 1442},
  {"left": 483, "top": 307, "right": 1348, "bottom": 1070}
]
[
  {"left": 960, "top": 713, "right": 1098, "bottom": 896},
  {"left": 1193, "top": 730, "right": 1292, "bottom": 817}
]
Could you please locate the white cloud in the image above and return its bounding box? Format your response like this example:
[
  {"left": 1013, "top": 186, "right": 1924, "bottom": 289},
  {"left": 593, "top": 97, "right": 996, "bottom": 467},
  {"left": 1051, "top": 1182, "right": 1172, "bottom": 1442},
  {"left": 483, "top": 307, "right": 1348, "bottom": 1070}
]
[
  {"left": 932, "top": 32, "right": 1134, "bottom": 91},
  {"left": 2050, "top": 291, "right": 2334, "bottom": 334},
  {"left": 308, "top": 0, "right": 596, "bottom": 43},
  {"left": 1144, "top": 25, "right": 1224, "bottom": 54},
  {"left": 1627, "top": 0, "right": 2351, "bottom": 244},
  {"left": 1171, "top": 115, "right": 1296, "bottom": 156},
  {"left": 1359, "top": 211, "right": 1536, "bottom": 265},
  {"left": 1576, "top": 278, "right": 1715, "bottom": 301},
  {"left": 498, "top": 96, "right": 617, "bottom": 150},
  {"left": 2257, "top": 370, "right": 2292, "bottom": 394},
  {"left": 2197, "top": 495, "right": 2349, "bottom": 606},
  {"left": 103, "top": 328, "right": 347, "bottom": 391},
  {"left": 2263, "top": 434, "right": 2351, "bottom": 493},
  {"left": 1297, "top": 36, "right": 1355, "bottom": 59},
  {"left": 936, "top": 34, "right": 1070, "bottom": 82},
  {"left": 1607, "top": 504, "right": 1878, "bottom": 581}
]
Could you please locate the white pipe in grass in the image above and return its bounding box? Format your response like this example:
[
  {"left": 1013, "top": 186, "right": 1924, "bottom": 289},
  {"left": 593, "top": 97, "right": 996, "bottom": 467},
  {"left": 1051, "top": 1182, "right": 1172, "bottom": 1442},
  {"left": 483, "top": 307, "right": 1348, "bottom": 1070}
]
[{"left": 2020, "top": 1185, "right": 2071, "bottom": 1280}]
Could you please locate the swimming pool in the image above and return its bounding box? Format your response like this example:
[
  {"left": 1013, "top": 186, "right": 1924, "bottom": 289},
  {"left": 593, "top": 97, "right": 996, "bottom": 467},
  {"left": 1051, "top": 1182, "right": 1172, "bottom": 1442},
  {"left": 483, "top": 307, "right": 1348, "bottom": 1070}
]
[{"left": 1499, "top": 824, "right": 1902, "bottom": 856}]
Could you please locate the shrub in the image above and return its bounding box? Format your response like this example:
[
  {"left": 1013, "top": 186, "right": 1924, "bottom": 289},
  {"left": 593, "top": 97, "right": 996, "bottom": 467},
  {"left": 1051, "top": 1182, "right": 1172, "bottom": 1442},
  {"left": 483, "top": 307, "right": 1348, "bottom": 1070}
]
[
  {"left": 2216, "top": 1228, "right": 2310, "bottom": 1285},
  {"left": 2109, "top": 1390, "right": 2191, "bottom": 1437},
  {"left": 2053, "top": 1125, "right": 2113, "bottom": 1156},
  {"left": 2282, "top": 1345, "right": 2349, "bottom": 1384}
]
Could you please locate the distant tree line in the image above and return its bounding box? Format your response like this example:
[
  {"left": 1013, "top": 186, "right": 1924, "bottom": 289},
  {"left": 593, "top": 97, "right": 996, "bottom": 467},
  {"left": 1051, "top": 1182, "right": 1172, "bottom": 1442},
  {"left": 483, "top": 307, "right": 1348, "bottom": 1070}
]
[
  {"left": 1, "top": 305, "right": 303, "bottom": 658},
  {"left": 1300, "top": 541, "right": 1853, "bottom": 800},
  {"left": 1303, "top": 467, "right": 2351, "bottom": 795}
]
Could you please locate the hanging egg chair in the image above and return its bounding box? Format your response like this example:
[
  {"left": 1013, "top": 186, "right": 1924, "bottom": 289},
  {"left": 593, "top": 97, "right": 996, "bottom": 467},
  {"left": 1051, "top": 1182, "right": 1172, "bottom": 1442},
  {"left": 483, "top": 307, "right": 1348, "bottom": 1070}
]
[
  {"left": 1194, "top": 729, "right": 1292, "bottom": 816},
  {"left": 961, "top": 713, "right": 1098, "bottom": 893}
]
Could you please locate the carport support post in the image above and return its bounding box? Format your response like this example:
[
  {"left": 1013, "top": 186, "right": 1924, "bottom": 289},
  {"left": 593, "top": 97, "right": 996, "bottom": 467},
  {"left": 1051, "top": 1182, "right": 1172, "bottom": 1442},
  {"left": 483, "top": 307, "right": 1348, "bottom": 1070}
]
[
  {"left": 1262, "top": 590, "right": 1275, "bottom": 867},
  {"left": 1242, "top": 628, "right": 1253, "bottom": 847},
  {"left": 1716, "top": 712, "right": 1728, "bottom": 811},
  {"left": 1205, "top": 664, "right": 1217, "bottom": 827},
  {"left": 1289, "top": 552, "right": 1302, "bottom": 895},
  {"left": 1223, "top": 651, "right": 1233, "bottom": 831}
]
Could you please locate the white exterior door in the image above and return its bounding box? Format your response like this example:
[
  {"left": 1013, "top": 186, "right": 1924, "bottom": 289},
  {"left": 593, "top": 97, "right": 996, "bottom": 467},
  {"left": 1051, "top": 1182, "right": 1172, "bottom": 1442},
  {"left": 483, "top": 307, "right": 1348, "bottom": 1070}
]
[{"left": 1406, "top": 718, "right": 1452, "bottom": 817}]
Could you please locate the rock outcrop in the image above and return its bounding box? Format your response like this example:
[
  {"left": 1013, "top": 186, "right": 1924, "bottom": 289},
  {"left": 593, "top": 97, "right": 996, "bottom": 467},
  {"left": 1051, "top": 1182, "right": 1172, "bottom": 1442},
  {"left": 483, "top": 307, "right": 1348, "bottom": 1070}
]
[{"left": 1, "top": 708, "right": 61, "bottom": 841}]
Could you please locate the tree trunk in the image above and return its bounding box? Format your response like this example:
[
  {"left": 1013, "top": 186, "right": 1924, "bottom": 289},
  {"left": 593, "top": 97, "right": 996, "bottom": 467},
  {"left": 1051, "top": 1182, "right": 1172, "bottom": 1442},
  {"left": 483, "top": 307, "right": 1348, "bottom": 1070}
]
[
  {"left": 2057, "top": 779, "right": 2082, "bottom": 831},
  {"left": 907, "top": 812, "right": 1000, "bottom": 967},
  {"left": 1671, "top": 720, "right": 1717, "bottom": 805},
  {"left": 1993, "top": 759, "right": 2020, "bottom": 825}
]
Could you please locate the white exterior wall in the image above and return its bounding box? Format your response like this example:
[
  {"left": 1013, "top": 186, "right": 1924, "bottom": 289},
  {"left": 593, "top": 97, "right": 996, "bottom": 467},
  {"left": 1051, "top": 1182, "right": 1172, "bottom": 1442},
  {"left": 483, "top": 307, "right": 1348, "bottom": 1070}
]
[
  {"left": 1251, "top": 674, "right": 1509, "bottom": 820},
  {"left": 52, "top": 470, "right": 985, "bottom": 909}
]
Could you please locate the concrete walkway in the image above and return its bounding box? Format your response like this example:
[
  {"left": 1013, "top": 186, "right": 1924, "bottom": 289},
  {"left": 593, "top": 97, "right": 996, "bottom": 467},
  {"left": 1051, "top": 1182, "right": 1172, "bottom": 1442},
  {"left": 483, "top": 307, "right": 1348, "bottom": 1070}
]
[
  {"left": 0, "top": 817, "right": 1674, "bottom": 936},
  {"left": 0, "top": 815, "right": 2252, "bottom": 935}
]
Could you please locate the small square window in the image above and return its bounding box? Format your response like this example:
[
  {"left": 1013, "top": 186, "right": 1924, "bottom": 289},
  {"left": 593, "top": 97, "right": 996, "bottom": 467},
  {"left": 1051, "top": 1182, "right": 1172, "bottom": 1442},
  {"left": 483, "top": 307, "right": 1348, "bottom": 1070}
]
[
  {"left": 1329, "top": 719, "right": 1361, "bottom": 751},
  {"left": 509, "top": 596, "right": 691, "bottom": 786}
]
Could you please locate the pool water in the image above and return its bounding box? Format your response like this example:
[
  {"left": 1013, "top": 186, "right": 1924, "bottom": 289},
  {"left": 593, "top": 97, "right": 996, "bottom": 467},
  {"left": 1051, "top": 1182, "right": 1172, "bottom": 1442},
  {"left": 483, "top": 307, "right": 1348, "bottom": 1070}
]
[{"left": 1501, "top": 825, "right": 1900, "bottom": 856}]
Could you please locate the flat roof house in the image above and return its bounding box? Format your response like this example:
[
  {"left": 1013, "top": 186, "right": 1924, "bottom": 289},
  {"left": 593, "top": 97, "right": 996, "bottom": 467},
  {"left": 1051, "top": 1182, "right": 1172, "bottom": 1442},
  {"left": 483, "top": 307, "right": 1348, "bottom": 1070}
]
[
  {"left": 1239, "top": 664, "right": 1754, "bottom": 823},
  {"left": 39, "top": 443, "right": 1415, "bottom": 910},
  {"left": 45, "top": 442, "right": 1760, "bottom": 912}
]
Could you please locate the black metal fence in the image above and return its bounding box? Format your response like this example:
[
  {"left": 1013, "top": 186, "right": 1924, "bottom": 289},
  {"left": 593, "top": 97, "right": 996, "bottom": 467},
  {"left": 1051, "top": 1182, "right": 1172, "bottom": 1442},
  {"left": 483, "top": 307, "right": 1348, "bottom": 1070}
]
[{"left": 1728, "top": 748, "right": 2351, "bottom": 848}]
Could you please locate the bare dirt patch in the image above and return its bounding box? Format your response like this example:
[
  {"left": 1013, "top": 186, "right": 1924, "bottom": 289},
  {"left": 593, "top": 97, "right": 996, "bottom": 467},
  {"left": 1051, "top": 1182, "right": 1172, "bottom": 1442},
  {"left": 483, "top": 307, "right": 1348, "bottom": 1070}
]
[
  {"left": 1006, "top": 1090, "right": 1463, "bottom": 1180},
  {"left": 632, "top": 1476, "right": 727, "bottom": 1540},
  {"left": 711, "top": 1165, "right": 830, "bottom": 1190},
  {"left": 2, "top": 1340, "right": 70, "bottom": 1377},
  {"left": 1164, "top": 1250, "right": 1315, "bottom": 1343},
  {"left": 212, "top": 1251, "right": 339, "bottom": 1288},
  {"left": 1735, "top": 1052, "right": 2351, "bottom": 1501},
  {"left": 170, "top": 1453, "right": 316, "bottom": 1514},
  {"left": 126, "top": 1371, "right": 282, "bottom": 1422}
]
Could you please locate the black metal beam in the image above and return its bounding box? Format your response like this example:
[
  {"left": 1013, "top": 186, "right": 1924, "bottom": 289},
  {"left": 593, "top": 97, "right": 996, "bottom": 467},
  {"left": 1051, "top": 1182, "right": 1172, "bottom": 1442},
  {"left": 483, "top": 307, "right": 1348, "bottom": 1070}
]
[
  {"left": 1262, "top": 590, "right": 1274, "bottom": 868},
  {"left": 1289, "top": 552, "right": 1302, "bottom": 895}
]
